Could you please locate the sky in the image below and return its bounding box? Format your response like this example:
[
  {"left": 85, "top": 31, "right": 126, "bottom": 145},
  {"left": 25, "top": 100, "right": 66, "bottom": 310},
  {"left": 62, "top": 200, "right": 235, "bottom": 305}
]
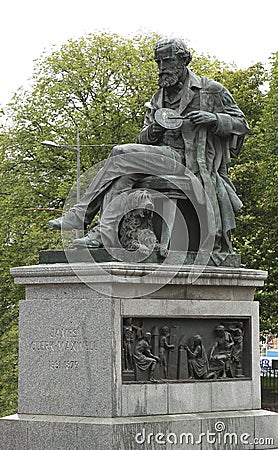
[{"left": 1, "top": 0, "right": 277, "bottom": 106}]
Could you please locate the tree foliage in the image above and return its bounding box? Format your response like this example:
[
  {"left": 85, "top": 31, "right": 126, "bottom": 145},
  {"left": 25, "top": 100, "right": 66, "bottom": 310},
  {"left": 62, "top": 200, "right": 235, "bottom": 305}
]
[
  {"left": 231, "top": 53, "right": 278, "bottom": 334},
  {"left": 0, "top": 33, "right": 277, "bottom": 416}
]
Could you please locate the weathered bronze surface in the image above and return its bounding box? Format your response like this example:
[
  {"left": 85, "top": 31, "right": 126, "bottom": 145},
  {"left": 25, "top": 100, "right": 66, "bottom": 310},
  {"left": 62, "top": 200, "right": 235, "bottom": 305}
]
[{"left": 48, "top": 38, "right": 249, "bottom": 263}]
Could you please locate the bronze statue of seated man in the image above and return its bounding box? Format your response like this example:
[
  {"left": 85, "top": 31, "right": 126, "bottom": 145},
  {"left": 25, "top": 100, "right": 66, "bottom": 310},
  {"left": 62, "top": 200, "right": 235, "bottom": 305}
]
[{"left": 49, "top": 38, "right": 249, "bottom": 255}]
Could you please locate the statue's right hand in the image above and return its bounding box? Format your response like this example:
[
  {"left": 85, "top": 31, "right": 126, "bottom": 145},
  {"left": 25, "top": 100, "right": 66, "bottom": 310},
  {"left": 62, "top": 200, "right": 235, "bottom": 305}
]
[{"left": 150, "top": 122, "right": 165, "bottom": 135}]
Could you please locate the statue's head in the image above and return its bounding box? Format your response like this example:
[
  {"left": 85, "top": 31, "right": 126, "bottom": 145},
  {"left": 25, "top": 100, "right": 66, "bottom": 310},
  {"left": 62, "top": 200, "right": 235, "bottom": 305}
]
[
  {"left": 215, "top": 325, "right": 225, "bottom": 336},
  {"left": 193, "top": 334, "right": 202, "bottom": 345},
  {"left": 161, "top": 326, "right": 169, "bottom": 336},
  {"left": 154, "top": 38, "right": 192, "bottom": 88},
  {"left": 144, "top": 331, "right": 152, "bottom": 342},
  {"left": 154, "top": 38, "right": 192, "bottom": 65}
]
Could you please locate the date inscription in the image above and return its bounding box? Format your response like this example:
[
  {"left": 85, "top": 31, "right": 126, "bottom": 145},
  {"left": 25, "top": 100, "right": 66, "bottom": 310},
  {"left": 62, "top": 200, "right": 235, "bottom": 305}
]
[{"left": 49, "top": 360, "right": 79, "bottom": 370}]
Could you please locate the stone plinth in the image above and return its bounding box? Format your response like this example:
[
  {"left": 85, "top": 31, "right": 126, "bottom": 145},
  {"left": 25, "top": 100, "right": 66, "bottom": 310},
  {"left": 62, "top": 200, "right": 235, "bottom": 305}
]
[
  {"left": 1, "top": 410, "right": 278, "bottom": 450},
  {"left": 10, "top": 263, "right": 265, "bottom": 417},
  {"left": 0, "top": 262, "right": 277, "bottom": 449}
]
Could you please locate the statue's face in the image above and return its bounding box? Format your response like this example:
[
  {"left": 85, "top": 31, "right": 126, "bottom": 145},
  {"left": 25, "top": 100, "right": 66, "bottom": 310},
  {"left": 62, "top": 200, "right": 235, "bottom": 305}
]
[
  {"left": 144, "top": 332, "right": 151, "bottom": 342},
  {"left": 155, "top": 45, "right": 185, "bottom": 88},
  {"left": 216, "top": 326, "right": 225, "bottom": 337}
]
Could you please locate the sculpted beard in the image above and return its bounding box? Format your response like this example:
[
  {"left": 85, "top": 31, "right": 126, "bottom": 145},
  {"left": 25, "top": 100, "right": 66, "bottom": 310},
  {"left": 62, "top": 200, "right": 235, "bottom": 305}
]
[{"left": 158, "top": 65, "right": 184, "bottom": 88}]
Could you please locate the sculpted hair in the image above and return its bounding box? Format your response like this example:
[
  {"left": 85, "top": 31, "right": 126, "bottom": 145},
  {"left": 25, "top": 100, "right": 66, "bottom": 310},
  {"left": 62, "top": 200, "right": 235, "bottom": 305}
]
[{"left": 154, "top": 38, "right": 192, "bottom": 66}]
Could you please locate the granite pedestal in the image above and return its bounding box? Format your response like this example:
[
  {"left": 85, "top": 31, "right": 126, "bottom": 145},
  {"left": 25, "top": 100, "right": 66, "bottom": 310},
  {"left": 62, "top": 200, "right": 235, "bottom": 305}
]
[{"left": 0, "top": 262, "right": 277, "bottom": 449}]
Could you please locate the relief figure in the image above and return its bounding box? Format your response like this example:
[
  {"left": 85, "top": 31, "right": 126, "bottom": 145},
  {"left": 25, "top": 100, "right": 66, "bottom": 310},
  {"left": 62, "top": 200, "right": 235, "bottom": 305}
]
[
  {"left": 133, "top": 331, "right": 160, "bottom": 382},
  {"left": 209, "top": 325, "right": 234, "bottom": 378}
]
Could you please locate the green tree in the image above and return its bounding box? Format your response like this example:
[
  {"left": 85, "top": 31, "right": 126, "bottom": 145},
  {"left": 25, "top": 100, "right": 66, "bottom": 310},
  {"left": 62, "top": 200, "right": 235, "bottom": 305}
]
[{"left": 231, "top": 53, "right": 278, "bottom": 335}]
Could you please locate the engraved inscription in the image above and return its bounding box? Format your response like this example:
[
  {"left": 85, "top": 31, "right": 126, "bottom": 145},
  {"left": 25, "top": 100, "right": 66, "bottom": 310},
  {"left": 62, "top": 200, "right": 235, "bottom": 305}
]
[
  {"left": 30, "top": 326, "right": 94, "bottom": 353},
  {"left": 49, "top": 360, "right": 79, "bottom": 369},
  {"left": 29, "top": 325, "right": 95, "bottom": 371},
  {"left": 50, "top": 327, "right": 78, "bottom": 338},
  {"left": 30, "top": 340, "right": 94, "bottom": 352}
]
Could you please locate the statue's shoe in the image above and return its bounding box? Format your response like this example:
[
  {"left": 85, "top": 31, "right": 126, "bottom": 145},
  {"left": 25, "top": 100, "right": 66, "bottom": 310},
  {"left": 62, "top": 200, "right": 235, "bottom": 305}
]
[
  {"left": 72, "top": 229, "right": 103, "bottom": 248},
  {"left": 48, "top": 212, "right": 85, "bottom": 231}
]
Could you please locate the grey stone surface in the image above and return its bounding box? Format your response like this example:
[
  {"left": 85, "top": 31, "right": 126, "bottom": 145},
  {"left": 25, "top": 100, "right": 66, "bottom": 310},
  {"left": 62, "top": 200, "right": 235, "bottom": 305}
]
[
  {"left": 113, "top": 417, "right": 202, "bottom": 450},
  {"left": 164, "top": 299, "right": 253, "bottom": 317},
  {"left": 25, "top": 281, "right": 256, "bottom": 302},
  {"left": 121, "top": 298, "right": 168, "bottom": 317},
  {"left": 162, "top": 417, "right": 202, "bottom": 450},
  {"left": 121, "top": 384, "right": 147, "bottom": 416},
  {"left": 211, "top": 380, "right": 253, "bottom": 411},
  {"left": 18, "top": 297, "right": 121, "bottom": 417},
  {"left": 145, "top": 384, "right": 168, "bottom": 415},
  {"left": 185, "top": 285, "right": 256, "bottom": 301},
  {"left": 168, "top": 382, "right": 212, "bottom": 414},
  {"left": 11, "top": 263, "right": 268, "bottom": 301},
  {"left": 201, "top": 413, "right": 255, "bottom": 450},
  {"left": 2, "top": 261, "right": 273, "bottom": 449},
  {"left": 251, "top": 301, "right": 262, "bottom": 409},
  {"left": 28, "top": 421, "right": 78, "bottom": 450},
  {"left": 121, "top": 379, "right": 256, "bottom": 417},
  {"left": 77, "top": 423, "right": 113, "bottom": 450},
  {"left": 0, "top": 417, "right": 28, "bottom": 450},
  {"left": 121, "top": 384, "right": 168, "bottom": 417},
  {"left": 25, "top": 283, "right": 105, "bottom": 300},
  {"left": 254, "top": 410, "right": 278, "bottom": 449},
  {"left": 11, "top": 262, "right": 264, "bottom": 418},
  {"left": 121, "top": 298, "right": 254, "bottom": 317},
  {"left": 0, "top": 411, "right": 277, "bottom": 450}
]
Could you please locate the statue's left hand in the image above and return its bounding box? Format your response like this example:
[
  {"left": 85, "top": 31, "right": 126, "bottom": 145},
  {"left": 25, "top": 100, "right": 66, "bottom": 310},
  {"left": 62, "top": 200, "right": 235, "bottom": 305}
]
[{"left": 186, "top": 110, "right": 217, "bottom": 125}]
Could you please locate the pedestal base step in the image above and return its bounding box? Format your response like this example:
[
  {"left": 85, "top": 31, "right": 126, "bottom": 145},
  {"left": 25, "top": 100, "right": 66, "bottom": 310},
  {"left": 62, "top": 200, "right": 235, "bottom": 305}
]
[
  {"left": 1, "top": 409, "right": 277, "bottom": 450},
  {"left": 39, "top": 249, "right": 241, "bottom": 267}
]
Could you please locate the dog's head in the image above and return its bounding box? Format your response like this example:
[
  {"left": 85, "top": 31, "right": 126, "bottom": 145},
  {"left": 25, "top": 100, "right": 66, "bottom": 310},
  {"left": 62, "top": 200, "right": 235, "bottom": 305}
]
[{"left": 125, "top": 190, "right": 154, "bottom": 217}]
